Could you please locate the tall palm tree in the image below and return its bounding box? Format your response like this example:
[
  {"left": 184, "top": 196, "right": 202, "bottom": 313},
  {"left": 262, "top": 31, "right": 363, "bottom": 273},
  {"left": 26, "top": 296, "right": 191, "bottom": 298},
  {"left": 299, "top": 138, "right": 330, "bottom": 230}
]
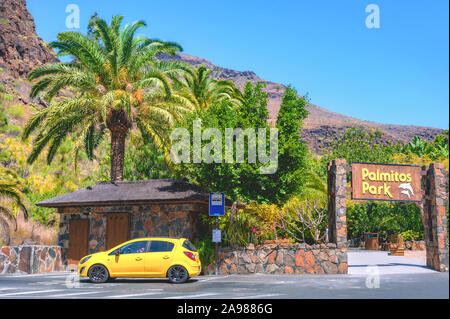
[
  {"left": 0, "top": 168, "right": 28, "bottom": 245},
  {"left": 22, "top": 15, "right": 192, "bottom": 181},
  {"left": 170, "top": 64, "right": 243, "bottom": 110}
]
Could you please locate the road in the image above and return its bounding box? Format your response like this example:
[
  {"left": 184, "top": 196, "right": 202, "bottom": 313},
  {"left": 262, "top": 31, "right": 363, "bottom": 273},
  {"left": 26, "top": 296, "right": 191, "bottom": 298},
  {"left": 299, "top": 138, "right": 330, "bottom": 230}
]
[{"left": 0, "top": 271, "right": 448, "bottom": 299}]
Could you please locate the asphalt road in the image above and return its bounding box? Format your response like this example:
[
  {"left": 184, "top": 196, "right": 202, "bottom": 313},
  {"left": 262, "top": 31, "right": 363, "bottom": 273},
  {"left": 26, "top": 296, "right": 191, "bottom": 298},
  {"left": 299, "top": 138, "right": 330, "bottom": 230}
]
[{"left": 0, "top": 271, "right": 448, "bottom": 299}]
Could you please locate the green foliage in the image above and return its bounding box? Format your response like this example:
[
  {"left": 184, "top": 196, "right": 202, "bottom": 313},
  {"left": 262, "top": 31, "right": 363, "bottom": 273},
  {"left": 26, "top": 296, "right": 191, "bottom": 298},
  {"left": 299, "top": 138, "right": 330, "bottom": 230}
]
[
  {"left": 192, "top": 237, "right": 215, "bottom": 272},
  {"left": 22, "top": 14, "right": 191, "bottom": 179},
  {"left": 347, "top": 201, "right": 423, "bottom": 243},
  {"left": 0, "top": 105, "right": 8, "bottom": 131},
  {"left": 272, "top": 86, "right": 309, "bottom": 203},
  {"left": 220, "top": 211, "right": 259, "bottom": 247},
  {"left": 399, "top": 230, "right": 421, "bottom": 241},
  {"left": 170, "top": 64, "right": 243, "bottom": 110},
  {"left": 321, "top": 128, "right": 395, "bottom": 179},
  {"left": 400, "top": 132, "right": 449, "bottom": 160},
  {"left": 176, "top": 83, "right": 309, "bottom": 205},
  {"left": 123, "top": 133, "right": 174, "bottom": 180}
]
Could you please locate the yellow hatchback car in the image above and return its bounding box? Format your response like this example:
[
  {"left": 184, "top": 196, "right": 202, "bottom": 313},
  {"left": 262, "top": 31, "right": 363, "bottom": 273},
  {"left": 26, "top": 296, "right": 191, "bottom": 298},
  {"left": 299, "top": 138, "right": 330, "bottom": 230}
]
[{"left": 77, "top": 237, "right": 201, "bottom": 284}]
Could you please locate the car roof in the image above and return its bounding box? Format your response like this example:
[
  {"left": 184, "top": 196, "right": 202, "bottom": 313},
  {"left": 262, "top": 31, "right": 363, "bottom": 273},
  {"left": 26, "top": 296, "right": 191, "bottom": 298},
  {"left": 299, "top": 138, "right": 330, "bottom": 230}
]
[{"left": 128, "top": 237, "right": 185, "bottom": 241}]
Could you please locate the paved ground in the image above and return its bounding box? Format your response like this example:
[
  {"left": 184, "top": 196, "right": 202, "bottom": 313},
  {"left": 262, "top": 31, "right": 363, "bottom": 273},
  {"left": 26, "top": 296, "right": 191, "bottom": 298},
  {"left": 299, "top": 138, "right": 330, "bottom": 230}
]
[
  {"left": 0, "top": 250, "right": 447, "bottom": 299},
  {"left": 348, "top": 249, "right": 433, "bottom": 275}
]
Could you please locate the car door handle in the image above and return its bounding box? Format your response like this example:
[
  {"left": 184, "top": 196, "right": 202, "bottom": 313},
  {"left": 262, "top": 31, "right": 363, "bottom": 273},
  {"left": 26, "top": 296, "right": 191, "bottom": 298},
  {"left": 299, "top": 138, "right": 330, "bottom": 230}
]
[
  {"left": 162, "top": 256, "right": 170, "bottom": 259},
  {"left": 135, "top": 257, "right": 143, "bottom": 261}
]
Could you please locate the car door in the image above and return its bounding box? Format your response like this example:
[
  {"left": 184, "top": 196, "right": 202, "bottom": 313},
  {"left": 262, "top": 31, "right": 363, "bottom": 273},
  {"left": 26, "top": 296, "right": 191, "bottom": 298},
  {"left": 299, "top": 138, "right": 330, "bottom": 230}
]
[
  {"left": 144, "top": 240, "right": 175, "bottom": 277},
  {"left": 109, "top": 240, "right": 149, "bottom": 277}
]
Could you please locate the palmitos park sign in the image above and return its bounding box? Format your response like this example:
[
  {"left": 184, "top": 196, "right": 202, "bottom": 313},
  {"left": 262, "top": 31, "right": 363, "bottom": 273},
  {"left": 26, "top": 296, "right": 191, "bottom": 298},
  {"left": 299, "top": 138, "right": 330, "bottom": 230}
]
[
  {"left": 327, "top": 159, "right": 448, "bottom": 272},
  {"left": 351, "top": 163, "right": 421, "bottom": 202}
]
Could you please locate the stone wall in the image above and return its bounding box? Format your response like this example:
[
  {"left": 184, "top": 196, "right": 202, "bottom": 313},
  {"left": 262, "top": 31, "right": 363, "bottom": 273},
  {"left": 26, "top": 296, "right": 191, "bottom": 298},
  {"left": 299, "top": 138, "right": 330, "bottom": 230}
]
[
  {"left": 0, "top": 245, "right": 63, "bottom": 274},
  {"left": 422, "top": 163, "right": 449, "bottom": 272},
  {"left": 57, "top": 203, "right": 208, "bottom": 266},
  {"left": 205, "top": 243, "right": 348, "bottom": 275},
  {"left": 327, "top": 159, "right": 347, "bottom": 248}
]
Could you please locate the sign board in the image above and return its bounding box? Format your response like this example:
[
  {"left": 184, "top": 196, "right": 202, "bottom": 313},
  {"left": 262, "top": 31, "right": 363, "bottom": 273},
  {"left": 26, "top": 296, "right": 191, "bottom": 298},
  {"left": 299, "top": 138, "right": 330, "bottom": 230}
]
[
  {"left": 212, "top": 229, "right": 221, "bottom": 243},
  {"left": 209, "top": 192, "right": 225, "bottom": 216},
  {"left": 351, "top": 163, "right": 422, "bottom": 202}
]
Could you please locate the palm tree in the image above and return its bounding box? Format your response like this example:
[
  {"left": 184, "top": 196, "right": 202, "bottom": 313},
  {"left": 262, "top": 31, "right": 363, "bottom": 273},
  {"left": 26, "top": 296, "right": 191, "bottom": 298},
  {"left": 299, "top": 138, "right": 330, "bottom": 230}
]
[
  {"left": 170, "top": 64, "right": 243, "bottom": 110},
  {"left": 22, "top": 15, "right": 192, "bottom": 181},
  {"left": 0, "top": 168, "right": 28, "bottom": 245}
]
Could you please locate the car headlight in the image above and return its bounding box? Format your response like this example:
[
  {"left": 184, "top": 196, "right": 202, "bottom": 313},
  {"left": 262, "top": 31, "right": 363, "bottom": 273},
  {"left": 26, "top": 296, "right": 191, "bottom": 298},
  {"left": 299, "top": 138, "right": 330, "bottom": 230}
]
[{"left": 80, "top": 256, "right": 92, "bottom": 264}]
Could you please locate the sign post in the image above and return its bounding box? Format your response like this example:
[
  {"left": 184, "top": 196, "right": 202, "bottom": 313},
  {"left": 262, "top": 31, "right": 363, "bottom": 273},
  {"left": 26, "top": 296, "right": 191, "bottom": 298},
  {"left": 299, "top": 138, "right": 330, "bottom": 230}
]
[{"left": 209, "top": 193, "right": 225, "bottom": 275}]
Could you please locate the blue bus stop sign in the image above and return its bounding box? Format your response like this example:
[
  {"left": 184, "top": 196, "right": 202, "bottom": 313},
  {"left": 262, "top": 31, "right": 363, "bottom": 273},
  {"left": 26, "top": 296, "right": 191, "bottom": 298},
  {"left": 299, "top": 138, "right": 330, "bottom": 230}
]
[{"left": 209, "top": 192, "right": 225, "bottom": 216}]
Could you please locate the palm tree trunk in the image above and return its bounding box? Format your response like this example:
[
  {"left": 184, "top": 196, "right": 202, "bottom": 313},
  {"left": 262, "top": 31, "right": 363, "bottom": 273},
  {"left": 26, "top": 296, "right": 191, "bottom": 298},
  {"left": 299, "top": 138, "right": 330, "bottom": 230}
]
[{"left": 110, "top": 129, "right": 127, "bottom": 181}]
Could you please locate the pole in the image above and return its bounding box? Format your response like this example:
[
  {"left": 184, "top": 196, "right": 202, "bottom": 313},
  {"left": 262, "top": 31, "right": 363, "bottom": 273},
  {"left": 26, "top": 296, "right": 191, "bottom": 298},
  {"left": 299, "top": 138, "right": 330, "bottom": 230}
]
[{"left": 214, "top": 216, "right": 218, "bottom": 275}]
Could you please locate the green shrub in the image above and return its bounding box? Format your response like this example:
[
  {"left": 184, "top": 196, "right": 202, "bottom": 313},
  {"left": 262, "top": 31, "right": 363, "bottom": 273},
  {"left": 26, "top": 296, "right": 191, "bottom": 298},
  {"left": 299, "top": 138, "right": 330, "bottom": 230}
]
[
  {"left": 192, "top": 237, "right": 215, "bottom": 272},
  {"left": 0, "top": 105, "right": 8, "bottom": 130},
  {"left": 347, "top": 201, "right": 423, "bottom": 243},
  {"left": 6, "top": 104, "right": 25, "bottom": 119},
  {"left": 400, "top": 230, "right": 421, "bottom": 241}
]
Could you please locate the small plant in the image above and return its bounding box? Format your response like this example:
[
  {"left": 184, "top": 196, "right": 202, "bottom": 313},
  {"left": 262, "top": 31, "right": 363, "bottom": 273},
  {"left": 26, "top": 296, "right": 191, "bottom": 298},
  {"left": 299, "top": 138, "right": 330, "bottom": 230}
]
[
  {"left": 399, "top": 230, "right": 420, "bottom": 242},
  {"left": 6, "top": 104, "right": 25, "bottom": 120},
  {"left": 279, "top": 197, "right": 328, "bottom": 243}
]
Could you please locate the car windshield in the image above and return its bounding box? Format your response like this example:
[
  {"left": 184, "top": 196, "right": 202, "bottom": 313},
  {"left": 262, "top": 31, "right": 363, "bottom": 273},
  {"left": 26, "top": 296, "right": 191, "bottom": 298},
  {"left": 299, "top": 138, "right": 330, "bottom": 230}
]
[{"left": 182, "top": 240, "right": 197, "bottom": 252}]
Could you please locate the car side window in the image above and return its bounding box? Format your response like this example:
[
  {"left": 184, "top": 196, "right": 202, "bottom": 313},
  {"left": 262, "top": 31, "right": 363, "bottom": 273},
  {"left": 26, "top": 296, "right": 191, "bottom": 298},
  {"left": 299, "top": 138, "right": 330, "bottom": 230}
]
[
  {"left": 118, "top": 241, "right": 149, "bottom": 254},
  {"left": 149, "top": 241, "right": 174, "bottom": 252}
]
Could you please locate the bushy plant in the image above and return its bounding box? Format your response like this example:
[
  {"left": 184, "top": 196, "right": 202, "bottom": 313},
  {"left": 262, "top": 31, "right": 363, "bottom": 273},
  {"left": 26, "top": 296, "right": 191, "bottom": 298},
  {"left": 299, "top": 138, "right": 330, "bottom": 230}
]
[
  {"left": 192, "top": 237, "right": 215, "bottom": 273},
  {"left": 399, "top": 230, "right": 421, "bottom": 242},
  {"left": 280, "top": 197, "right": 328, "bottom": 243},
  {"left": 346, "top": 201, "right": 423, "bottom": 244}
]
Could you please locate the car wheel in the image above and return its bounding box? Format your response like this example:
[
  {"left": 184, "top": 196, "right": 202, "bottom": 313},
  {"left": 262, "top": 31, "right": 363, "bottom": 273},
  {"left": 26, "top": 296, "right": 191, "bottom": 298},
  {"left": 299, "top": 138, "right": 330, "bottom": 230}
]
[
  {"left": 87, "top": 264, "right": 109, "bottom": 283},
  {"left": 167, "top": 265, "right": 189, "bottom": 284}
]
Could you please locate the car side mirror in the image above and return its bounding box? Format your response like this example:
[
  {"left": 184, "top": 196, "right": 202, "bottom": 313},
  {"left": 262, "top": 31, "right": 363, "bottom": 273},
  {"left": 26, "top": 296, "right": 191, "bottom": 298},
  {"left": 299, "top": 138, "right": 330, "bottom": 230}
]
[{"left": 115, "top": 250, "right": 120, "bottom": 256}]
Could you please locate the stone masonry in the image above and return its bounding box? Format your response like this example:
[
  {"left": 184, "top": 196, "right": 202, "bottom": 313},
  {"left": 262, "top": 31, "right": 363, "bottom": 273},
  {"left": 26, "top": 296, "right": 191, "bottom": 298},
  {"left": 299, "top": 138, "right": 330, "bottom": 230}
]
[
  {"left": 327, "top": 159, "right": 348, "bottom": 248},
  {"left": 421, "top": 163, "right": 449, "bottom": 272},
  {"left": 0, "top": 245, "right": 63, "bottom": 274},
  {"left": 206, "top": 243, "right": 348, "bottom": 275}
]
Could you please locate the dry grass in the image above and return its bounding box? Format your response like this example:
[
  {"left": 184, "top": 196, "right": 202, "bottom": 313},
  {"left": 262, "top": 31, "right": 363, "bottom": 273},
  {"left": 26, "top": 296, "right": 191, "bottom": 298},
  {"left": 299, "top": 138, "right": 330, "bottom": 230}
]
[{"left": 9, "top": 213, "right": 58, "bottom": 246}]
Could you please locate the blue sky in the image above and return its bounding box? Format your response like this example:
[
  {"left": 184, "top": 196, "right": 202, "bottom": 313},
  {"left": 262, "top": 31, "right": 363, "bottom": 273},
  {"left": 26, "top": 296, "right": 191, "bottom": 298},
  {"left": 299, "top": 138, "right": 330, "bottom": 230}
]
[{"left": 27, "top": 0, "right": 449, "bottom": 129}]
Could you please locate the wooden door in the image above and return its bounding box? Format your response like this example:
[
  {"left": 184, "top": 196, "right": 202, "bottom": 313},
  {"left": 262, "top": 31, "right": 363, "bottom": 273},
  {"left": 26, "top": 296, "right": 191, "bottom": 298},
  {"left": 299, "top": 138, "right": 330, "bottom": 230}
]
[
  {"left": 106, "top": 213, "right": 130, "bottom": 250},
  {"left": 68, "top": 219, "right": 89, "bottom": 265}
]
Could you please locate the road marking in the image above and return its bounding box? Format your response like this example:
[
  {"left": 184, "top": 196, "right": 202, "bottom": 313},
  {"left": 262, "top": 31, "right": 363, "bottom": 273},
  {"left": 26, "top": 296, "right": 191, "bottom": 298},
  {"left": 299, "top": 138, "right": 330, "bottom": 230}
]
[
  {"left": 3, "top": 273, "right": 69, "bottom": 278},
  {"left": 165, "top": 293, "right": 219, "bottom": 299},
  {"left": 234, "top": 293, "right": 284, "bottom": 299},
  {"left": 109, "top": 292, "right": 161, "bottom": 298},
  {"left": 197, "top": 275, "right": 230, "bottom": 282},
  {"left": 46, "top": 291, "right": 104, "bottom": 298},
  {"left": 0, "top": 289, "right": 63, "bottom": 297}
]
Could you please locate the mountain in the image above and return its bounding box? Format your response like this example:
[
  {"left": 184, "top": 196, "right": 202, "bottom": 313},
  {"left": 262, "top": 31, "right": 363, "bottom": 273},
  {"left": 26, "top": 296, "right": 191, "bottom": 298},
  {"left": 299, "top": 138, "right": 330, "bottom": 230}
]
[
  {"left": 0, "top": 0, "right": 57, "bottom": 77},
  {"left": 0, "top": 0, "right": 444, "bottom": 154},
  {"left": 162, "top": 53, "right": 444, "bottom": 153}
]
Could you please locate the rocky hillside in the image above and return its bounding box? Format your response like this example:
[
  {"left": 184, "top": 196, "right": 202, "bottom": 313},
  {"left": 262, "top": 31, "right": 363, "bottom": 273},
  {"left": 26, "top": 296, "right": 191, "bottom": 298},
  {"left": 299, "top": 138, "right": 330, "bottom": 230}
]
[
  {"left": 0, "top": 0, "right": 444, "bottom": 154},
  {"left": 0, "top": 0, "right": 57, "bottom": 77},
  {"left": 163, "top": 53, "right": 444, "bottom": 153}
]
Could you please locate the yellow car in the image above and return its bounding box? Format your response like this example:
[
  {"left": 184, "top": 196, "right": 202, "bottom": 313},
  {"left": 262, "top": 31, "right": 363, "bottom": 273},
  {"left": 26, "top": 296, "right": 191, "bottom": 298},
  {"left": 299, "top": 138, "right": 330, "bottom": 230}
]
[{"left": 77, "top": 237, "right": 201, "bottom": 284}]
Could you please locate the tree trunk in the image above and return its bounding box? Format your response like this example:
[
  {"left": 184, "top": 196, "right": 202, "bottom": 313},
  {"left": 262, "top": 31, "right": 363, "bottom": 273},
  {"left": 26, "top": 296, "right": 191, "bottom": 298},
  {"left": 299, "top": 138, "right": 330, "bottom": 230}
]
[{"left": 110, "top": 129, "right": 127, "bottom": 181}]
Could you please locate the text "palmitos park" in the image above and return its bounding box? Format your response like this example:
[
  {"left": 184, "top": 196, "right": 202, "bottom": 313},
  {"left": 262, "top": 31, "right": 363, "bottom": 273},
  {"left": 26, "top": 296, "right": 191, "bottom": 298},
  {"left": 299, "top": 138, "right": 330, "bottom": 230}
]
[{"left": 351, "top": 163, "right": 422, "bottom": 202}]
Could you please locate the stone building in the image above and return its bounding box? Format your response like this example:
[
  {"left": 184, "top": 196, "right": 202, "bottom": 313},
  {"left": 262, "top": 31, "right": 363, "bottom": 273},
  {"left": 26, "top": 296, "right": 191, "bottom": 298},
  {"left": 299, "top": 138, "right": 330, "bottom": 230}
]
[{"left": 37, "top": 179, "right": 220, "bottom": 266}]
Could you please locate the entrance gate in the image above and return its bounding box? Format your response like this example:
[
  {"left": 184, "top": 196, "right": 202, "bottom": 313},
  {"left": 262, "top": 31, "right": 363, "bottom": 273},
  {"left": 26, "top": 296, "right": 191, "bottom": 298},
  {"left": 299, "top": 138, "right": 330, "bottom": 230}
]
[{"left": 327, "top": 159, "right": 449, "bottom": 272}]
